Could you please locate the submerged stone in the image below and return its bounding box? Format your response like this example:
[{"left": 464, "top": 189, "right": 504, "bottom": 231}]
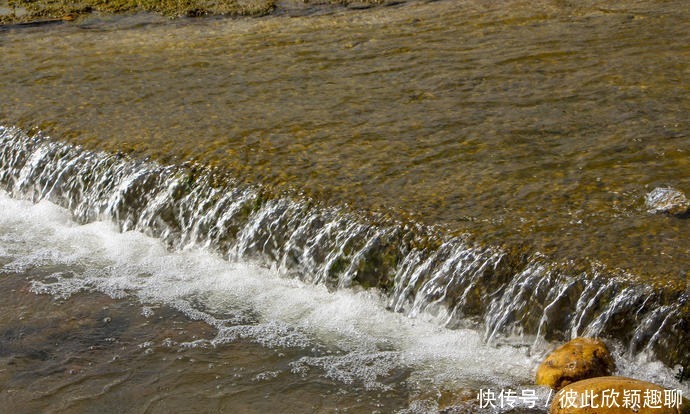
[
  {"left": 536, "top": 337, "right": 616, "bottom": 390},
  {"left": 549, "top": 376, "right": 690, "bottom": 414},
  {"left": 645, "top": 187, "right": 690, "bottom": 217}
]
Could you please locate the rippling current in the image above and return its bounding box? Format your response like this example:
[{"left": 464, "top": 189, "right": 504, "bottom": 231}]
[
  {"left": 0, "top": 0, "right": 689, "bottom": 411},
  {"left": 1, "top": 0, "right": 689, "bottom": 279}
]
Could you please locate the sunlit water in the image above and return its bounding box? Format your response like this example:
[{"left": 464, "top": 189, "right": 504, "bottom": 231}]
[
  {"left": 0, "top": 0, "right": 689, "bottom": 280},
  {"left": 1, "top": 0, "right": 689, "bottom": 411}
]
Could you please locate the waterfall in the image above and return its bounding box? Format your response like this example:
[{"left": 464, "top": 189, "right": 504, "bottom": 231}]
[{"left": 2, "top": 124, "right": 687, "bottom": 369}]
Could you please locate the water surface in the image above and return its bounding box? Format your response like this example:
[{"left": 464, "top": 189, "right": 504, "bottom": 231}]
[
  {"left": 1, "top": 0, "right": 689, "bottom": 280},
  {"left": 1, "top": 0, "right": 689, "bottom": 411},
  {"left": 0, "top": 192, "right": 548, "bottom": 413}
]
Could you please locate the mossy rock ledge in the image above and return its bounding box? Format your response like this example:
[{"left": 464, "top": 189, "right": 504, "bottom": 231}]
[
  {"left": 550, "top": 376, "right": 690, "bottom": 414},
  {"left": 536, "top": 337, "right": 616, "bottom": 390}
]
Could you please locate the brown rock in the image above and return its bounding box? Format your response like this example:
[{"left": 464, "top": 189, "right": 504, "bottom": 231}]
[
  {"left": 536, "top": 337, "right": 616, "bottom": 390},
  {"left": 549, "top": 376, "right": 689, "bottom": 414}
]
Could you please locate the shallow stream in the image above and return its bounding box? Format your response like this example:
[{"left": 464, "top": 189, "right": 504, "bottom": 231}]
[{"left": 1, "top": 0, "right": 689, "bottom": 411}]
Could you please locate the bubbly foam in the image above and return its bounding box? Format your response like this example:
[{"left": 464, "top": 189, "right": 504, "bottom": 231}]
[{"left": 0, "top": 191, "right": 536, "bottom": 396}]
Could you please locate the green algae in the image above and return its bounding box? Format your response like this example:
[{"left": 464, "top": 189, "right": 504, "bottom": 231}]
[
  {"left": 0, "top": 0, "right": 401, "bottom": 24},
  {"left": 0, "top": 0, "right": 275, "bottom": 23}
]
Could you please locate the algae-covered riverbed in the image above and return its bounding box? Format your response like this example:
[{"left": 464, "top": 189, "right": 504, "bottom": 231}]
[
  {"left": 1, "top": 0, "right": 689, "bottom": 285},
  {"left": 1, "top": 1, "right": 689, "bottom": 411},
  {"left": 0, "top": 0, "right": 395, "bottom": 24}
]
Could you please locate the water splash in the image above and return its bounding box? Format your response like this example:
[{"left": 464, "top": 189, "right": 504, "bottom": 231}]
[{"left": 1, "top": 124, "right": 687, "bottom": 370}]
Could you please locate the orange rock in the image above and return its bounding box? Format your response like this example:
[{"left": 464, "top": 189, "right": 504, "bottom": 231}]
[{"left": 536, "top": 337, "right": 616, "bottom": 390}]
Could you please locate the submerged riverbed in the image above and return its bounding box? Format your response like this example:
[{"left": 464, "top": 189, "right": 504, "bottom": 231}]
[
  {"left": 1, "top": 0, "right": 689, "bottom": 411},
  {"left": 1, "top": 0, "right": 689, "bottom": 281}
]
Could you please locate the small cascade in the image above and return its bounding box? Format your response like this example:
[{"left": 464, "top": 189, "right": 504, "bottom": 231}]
[{"left": 1, "top": 125, "right": 687, "bottom": 369}]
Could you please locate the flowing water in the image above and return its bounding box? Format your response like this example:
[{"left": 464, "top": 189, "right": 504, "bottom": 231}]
[
  {"left": 1, "top": 0, "right": 689, "bottom": 411},
  {"left": 0, "top": 127, "right": 687, "bottom": 412}
]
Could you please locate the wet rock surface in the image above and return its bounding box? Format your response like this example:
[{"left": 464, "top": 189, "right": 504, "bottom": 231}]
[
  {"left": 536, "top": 337, "right": 616, "bottom": 391},
  {"left": 0, "top": 0, "right": 396, "bottom": 24},
  {"left": 646, "top": 187, "right": 690, "bottom": 217}
]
